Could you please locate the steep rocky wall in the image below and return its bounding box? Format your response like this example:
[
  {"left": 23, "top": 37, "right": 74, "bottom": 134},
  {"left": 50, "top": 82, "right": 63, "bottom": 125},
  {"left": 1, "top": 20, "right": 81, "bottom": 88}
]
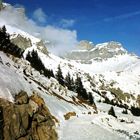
[
  {"left": 11, "top": 34, "right": 48, "bottom": 55},
  {"left": 11, "top": 34, "right": 32, "bottom": 50}
]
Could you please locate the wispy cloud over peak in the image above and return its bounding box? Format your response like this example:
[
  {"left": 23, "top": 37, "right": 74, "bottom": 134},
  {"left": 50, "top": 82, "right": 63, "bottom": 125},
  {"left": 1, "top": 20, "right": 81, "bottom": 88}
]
[
  {"left": 60, "top": 19, "right": 75, "bottom": 28},
  {"left": 0, "top": 4, "right": 78, "bottom": 55},
  {"left": 33, "top": 8, "right": 47, "bottom": 23},
  {"left": 104, "top": 10, "right": 140, "bottom": 22}
]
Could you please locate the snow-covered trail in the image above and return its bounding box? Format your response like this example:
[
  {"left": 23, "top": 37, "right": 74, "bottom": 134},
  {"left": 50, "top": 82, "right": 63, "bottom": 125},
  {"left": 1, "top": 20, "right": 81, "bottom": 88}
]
[{"left": 61, "top": 116, "right": 125, "bottom": 140}]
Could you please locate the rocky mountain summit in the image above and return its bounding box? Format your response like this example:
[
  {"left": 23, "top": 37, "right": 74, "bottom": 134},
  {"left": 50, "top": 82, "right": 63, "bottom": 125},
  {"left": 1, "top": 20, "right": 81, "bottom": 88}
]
[
  {"left": 76, "top": 40, "right": 94, "bottom": 50},
  {"left": 66, "top": 41, "right": 127, "bottom": 63}
]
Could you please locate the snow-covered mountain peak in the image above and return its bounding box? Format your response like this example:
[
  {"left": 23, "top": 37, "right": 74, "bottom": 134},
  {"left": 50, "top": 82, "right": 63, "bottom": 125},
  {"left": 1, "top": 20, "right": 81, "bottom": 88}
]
[
  {"left": 94, "top": 41, "right": 127, "bottom": 54},
  {"left": 66, "top": 40, "right": 128, "bottom": 62}
]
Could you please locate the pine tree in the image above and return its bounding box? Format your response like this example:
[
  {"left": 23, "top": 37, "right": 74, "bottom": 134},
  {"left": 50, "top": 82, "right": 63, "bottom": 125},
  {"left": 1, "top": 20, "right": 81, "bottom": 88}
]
[
  {"left": 75, "top": 74, "right": 89, "bottom": 100},
  {"left": 65, "top": 72, "right": 72, "bottom": 90},
  {"left": 71, "top": 77, "right": 75, "bottom": 91},
  {"left": 89, "top": 92, "right": 94, "bottom": 105},
  {"left": 44, "top": 69, "right": 54, "bottom": 78},
  {"left": 50, "top": 69, "right": 54, "bottom": 78},
  {"left": 0, "top": 26, "right": 7, "bottom": 48},
  {"left": 75, "top": 75, "right": 82, "bottom": 94},
  {"left": 108, "top": 106, "right": 117, "bottom": 118},
  {"left": 56, "top": 64, "right": 64, "bottom": 86},
  {"left": 1, "top": 26, "right": 6, "bottom": 35},
  {"left": 26, "top": 50, "right": 55, "bottom": 78},
  {"left": 26, "top": 50, "right": 45, "bottom": 72}
]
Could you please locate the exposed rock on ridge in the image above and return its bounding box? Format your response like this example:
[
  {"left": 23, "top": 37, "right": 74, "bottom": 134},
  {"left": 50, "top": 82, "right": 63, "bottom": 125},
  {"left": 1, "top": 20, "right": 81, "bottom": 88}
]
[
  {"left": 11, "top": 34, "right": 48, "bottom": 55},
  {"left": 66, "top": 41, "right": 127, "bottom": 63},
  {"left": 11, "top": 34, "right": 32, "bottom": 50},
  {"left": 77, "top": 40, "right": 94, "bottom": 50}
]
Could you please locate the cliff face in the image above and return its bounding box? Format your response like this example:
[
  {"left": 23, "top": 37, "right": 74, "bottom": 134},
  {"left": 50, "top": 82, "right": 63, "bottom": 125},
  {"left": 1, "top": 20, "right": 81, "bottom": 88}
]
[
  {"left": 10, "top": 34, "right": 48, "bottom": 55},
  {"left": 0, "top": 91, "right": 58, "bottom": 140},
  {"left": 11, "top": 34, "right": 32, "bottom": 50}
]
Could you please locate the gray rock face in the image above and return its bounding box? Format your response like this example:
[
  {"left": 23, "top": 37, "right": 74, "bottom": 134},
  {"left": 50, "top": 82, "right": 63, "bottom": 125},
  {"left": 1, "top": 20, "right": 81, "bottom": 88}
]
[
  {"left": 36, "top": 40, "right": 48, "bottom": 55},
  {"left": 77, "top": 40, "right": 94, "bottom": 50},
  {"left": 11, "top": 34, "right": 32, "bottom": 50},
  {"left": 66, "top": 41, "right": 127, "bottom": 62},
  {"left": 11, "top": 34, "right": 48, "bottom": 55}
]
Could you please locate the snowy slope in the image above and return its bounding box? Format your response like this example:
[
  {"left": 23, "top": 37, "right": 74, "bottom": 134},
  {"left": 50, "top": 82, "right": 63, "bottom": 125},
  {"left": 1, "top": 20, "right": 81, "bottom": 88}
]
[
  {"left": 0, "top": 52, "right": 32, "bottom": 102},
  {"left": 69, "top": 53, "right": 140, "bottom": 94},
  {"left": 65, "top": 40, "right": 139, "bottom": 97},
  {"left": 0, "top": 33, "right": 140, "bottom": 140},
  {"left": 1, "top": 49, "right": 140, "bottom": 140},
  {"left": 64, "top": 41, "right": 139, "bottom": 99},
  {"left": 36, "top": 46, "right": 140, "bottom": 106},
  {"left": 19, "top": 33, "right": 140, "bottom": 108},
  {"left": 0, "top": 51, "right": 98, "bottom": 139}
]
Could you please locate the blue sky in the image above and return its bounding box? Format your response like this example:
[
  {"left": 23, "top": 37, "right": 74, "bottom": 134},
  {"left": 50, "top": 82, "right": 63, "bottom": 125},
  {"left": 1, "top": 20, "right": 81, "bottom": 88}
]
[{"left": 4, "top": 0, "right": 140, "bottom": 55}]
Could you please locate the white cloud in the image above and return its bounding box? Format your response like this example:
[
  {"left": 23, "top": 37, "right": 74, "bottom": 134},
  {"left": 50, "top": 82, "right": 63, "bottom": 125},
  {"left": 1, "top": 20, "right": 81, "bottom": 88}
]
[
  {"left": 42, "top": 26, "right": 77, "bottom": 54},
  {"left": 60, "top": 19, "right": 75, "bottom": 28},
  {"left": 33, "top": 8, "right": 47, "bottom": 23},
  {"left": 104, "top": 10, "right": 140, "bottom": 22},
  {"left": 0, "top": 4, "right": 78, "bottom": 55}
]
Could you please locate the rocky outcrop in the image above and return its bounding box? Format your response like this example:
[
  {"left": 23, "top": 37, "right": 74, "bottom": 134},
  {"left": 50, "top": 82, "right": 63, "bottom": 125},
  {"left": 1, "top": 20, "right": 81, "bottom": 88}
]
[
  {"left": 11, "top": 34, "right": 48, "bottom": 55},
  {"left": 36, "top": 40, "right": 48, "bottom": 55},
  {"left": 0, "top": 106, "right": 3, "bottom": 140},
  {"left": 0, "top": 91, "right": 58, "bottom": 140},
  {"left": 11, "top": 34, "right": 32, "bottom": 50},
  {"left": 64, "top": 112, "right": 76, "bottom": 120},
  {"left": 77, "top": 40, "right": 94, "bottom": 50}
]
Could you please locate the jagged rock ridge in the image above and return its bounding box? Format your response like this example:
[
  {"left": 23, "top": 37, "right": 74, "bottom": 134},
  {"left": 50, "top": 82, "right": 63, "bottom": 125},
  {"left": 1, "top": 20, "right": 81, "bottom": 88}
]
[
  {"left": 11, "top": 33, "right": 48, "bottom": 55},
  {"left": 66, "top": 41, "right": 127, "bottom": 63}
]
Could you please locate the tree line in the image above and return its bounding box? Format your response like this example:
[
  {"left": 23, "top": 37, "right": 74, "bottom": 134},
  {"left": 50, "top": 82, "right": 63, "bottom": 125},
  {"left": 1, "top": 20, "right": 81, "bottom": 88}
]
[
  {"left": 56, "top": 64, "right": 94, "bottom": 105},
  {"left": 26, "top": 50, "right": 54, "bottom": 78}
]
